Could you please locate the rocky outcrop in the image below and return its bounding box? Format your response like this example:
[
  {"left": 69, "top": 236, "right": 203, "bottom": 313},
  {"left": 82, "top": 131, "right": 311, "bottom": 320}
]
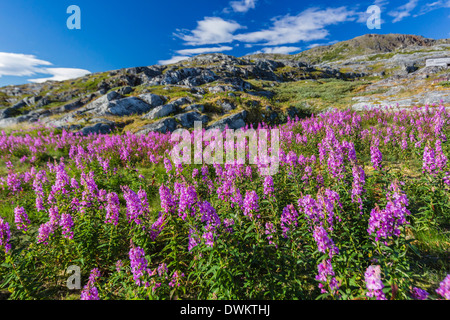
[
  {"left": 137, "top": 118, "right": 178, "bottom": 135},
  {"left": 207, "top": 110, "right": 248, "bottom": 130}
]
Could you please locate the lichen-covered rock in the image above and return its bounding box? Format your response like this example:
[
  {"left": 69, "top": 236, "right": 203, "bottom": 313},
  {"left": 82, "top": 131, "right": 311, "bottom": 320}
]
[{"left": 137, "top": 118, "right": 178, "bottom": 134}]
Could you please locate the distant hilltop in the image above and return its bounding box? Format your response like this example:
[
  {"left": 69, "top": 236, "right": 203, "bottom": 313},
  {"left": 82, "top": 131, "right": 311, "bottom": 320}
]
[{"left": 0, "top": 33, "right": 449, "bottom": 135}]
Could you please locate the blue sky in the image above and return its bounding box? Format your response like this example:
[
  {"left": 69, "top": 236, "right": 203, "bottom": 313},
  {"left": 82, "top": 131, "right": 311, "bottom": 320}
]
[{"left": 0, "top": 0, "right": 449, "bottom": 86}]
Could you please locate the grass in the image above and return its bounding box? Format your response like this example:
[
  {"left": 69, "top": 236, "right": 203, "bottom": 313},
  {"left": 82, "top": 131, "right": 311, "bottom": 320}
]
[{"left": 270, "top": 79, "right": 370, "bottom": 110}]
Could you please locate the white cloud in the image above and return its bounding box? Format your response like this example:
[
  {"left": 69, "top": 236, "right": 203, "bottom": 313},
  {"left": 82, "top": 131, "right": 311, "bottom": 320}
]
[
  {"left": 414, "top": 0, "right": 450, "bottom": 17},
  {"left": 388, "top": 0, "right": 419, "bottom": 22},
  {"left": 233, "top": 6, "right": 355, "bottom": 46},
  {"left": 175, "top": 46, "right": 233, "bottom": 55},
  {"left": 229, "top": 0, "right": 257, "bottom": 13},
  {"left": 28, "top": 68, "right": 91, "bottom": 83},
  {"left": 251, "top": 46, "right": 302, "bottom": 54},
  {"left": 0, "top": 52, "right": 90, "bottom": 83},
  {"left": 0, "top": 52, "right": 52, "bottom": 77},
  {"left": 158, "top": 55, "right": 190, "bottom": 65},
  {"left": 175, "top": 17, "right": 243, "bottom": 46}
]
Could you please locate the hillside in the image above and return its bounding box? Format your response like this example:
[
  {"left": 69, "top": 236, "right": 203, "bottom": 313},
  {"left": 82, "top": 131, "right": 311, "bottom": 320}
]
[{"left": 0, "top": 33, "right": 449, "bottom": 135}]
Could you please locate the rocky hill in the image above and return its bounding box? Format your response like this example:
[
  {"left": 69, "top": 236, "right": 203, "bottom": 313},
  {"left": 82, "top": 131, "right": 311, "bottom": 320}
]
[{"left": 0, "top": 33, "right": 449, "bottom": 135}]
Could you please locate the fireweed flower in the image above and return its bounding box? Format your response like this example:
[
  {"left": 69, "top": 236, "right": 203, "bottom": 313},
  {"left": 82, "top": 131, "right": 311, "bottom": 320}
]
[
  {"left": 0, "top": 217, "right": 11, "bottom": 253},
  {"left": 164, "top": 157, "right": 172, "bottom": 173},
  {"left": 263, "top": 176, "right": 274, "bottom": 198},
  {"left": 177, "top": 184, "right": 198, "bottom": 220},
  {"left": 422, "top": 145, "right": 436, "bottom": 174},
  {"left": 105, "top": 192, "right": 120, "bottom": 225},
  {"left": 188, "top": 228, "right": 200, "bottom": 252},
  {"left": 436, "top": 274, "right": 450, "bottom": 300},
  {"left": 149, "top": 212, "right": 167, "bottom": 241},
  {"left": 364, "top": 265, "right": 386, "bottom": 300},
  {"left": 169, "top": 271, "right": 184, "bottom": 288},
  {"left": 411, "top": 287, "right": 429, "bottom": 300},
  {"left": 315, "top": 259, "right": 339, "bottom": 294},
  {"left": 265, "top": 222, "right": 277, "bottom": 247},
  {"left": 313, "top": 225, "right": 339, "bottom": 258},
  {"left": 202, "top": 227, "right": 215, "bottom": 248},
  {"left": 14, "top": 206, "right": 31, "bottom": 231},
  {"left": 200, "top": 201, "right": 220, "bottom": 230},
  {"left": 243, "top": 190, "right": 259, "bottom": 218},
  {"left": 129, "top": 245, "right": 149, "bottom": 286},
  {"left": 159, "top": 184, "right": 175, "bottom": 214},
  {"left": 123, "top": 186, "right": 143, "bottom": 225},
  {"left": 81, "top": 268, "right": 100, "bottom": 300},
  {"left": 60, "top": 213, "right": 74, "bottom": 239},
  {"left": 280, "top": 204, "right": 299, "bottom": 238},
  {"left": 370, "top": 142, "right": 383, "bottom": 171},
  {"left": 351, "top": 165, "right": 366, "bottom": 213},
  {"left": 367, "top": 181, "right": 411, "bottom": 244},
  {"left": 223, "top": 218, "right": 234, "bottom": 233}
]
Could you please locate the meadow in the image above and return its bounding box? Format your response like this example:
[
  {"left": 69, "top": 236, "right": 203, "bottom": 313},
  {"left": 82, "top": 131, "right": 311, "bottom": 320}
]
[{"left": 0, "top": 104, "right": 449, "bottom": 300}]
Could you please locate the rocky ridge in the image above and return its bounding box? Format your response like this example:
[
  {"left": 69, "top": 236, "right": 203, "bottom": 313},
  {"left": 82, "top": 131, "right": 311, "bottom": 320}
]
[{"left": 0, "top": 34, "right": 449, "bottom": 135}]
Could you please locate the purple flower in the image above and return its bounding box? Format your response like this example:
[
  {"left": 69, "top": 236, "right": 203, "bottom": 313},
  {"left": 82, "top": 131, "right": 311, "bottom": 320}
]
[
  {"left": 159, "top": 184, "right": 175, "bottom": 214},
  {"left": 129, "top": 245, "right": 149, "bottom": 286},
  {"left": 81, "top": 268, "right": 100, "bottom": 300},
  {"left": 367, "top": 181, "right": 411, "bottom": 243},
  {"left": 149, "top": 212, "right": 167, "bottom": 241},
  {"left": 315, "top": 259, "right": 339, "bottom": 294},
  {"left": 243, "top": 190, "right": 259, "bottom": 218},
  {"left": 168, "top": 271, "right": 184, "bottom": 288},
  {"left": 351, "top": 165, "right": 366, "bottom": 213},
  {"left": 122, "top": 186, "right": 143, "bottom": 225},
  {"left": 0, "top": 217, "right": 11, "bottom": 253},
  {"left": 177, "top": 184, "right": 198, "bottom": 220},
  {"left": 202, "top": 228, "right": 215, "bottom": 248},
  {"left": 60, "top": 213, "right": 74, "bottom": 239},
  {"left": 188, "top": 228, "right": 200, "bottom": 251},
  {"left": 364, "top": 265, "right": 386, "bottom": 300},
  {"left": 105, "top": 192, "right": 120, "bottom": 225},
  {"left": 436, "top": 274, "right": 450, "bottom": 300},
  {"left": 280, "top": 204, "right": 299, "bottom": 238},
  {"left": 263, "top": 176, "right": 274, "bottom": 197},
  {"left": 411, "top": 287, "right": 429, "bottom": 300},
  {"left": 313, "top": 225, "right": 339, "bottom": 258},
  {"left": 164, "top": 157, "right": 172, "bottom": 173},
  {"left": 422, "top": 145, "right": 436, "bottom": 174},
  {"left": 370, "top": 142, "right": 383, "bottom": 171},
  {"left": 265, "top": 222, "right": 277, "bottom": 247},
  {"left": 14, "top": 206, "right": 31, "bottom": 231}
]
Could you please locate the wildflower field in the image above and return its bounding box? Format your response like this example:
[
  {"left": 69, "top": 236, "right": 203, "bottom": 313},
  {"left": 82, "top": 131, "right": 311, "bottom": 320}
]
[{"left": 0, "top": 105, "right": 449, "bottom": 300}]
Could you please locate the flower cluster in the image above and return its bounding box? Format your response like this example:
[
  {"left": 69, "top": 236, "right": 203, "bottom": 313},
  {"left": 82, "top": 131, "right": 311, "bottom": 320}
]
[
  {"left": 81, "top": 268, "right": 100, "bottom": 300},
  {"left": 364, "top": 265, "right": 386, "bottom": 300}
]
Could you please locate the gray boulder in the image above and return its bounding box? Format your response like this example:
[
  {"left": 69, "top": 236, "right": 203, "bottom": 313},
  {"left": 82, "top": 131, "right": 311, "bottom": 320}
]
[
  {"left": 184, "top": 104, "right": 205, "bottom": 112},
  {"left": 117, "top": 86, "right": 133, "bottom": 95},
  {"left": 106, "top": 97, "right": 153, "bottom": 116},
  {"left": 170, "top": 97, "right": 193, "bottom": 107},
  {"left": 142, "top": 103, "right": 179, "bottom": 120},
  {"left": 207, "top": 110, "right": 248, "bottom": 130},
  {"left": 81, "top": 122, "right": 114, "bottom": 135},
  {"left": 0, "top": 107, "right": 20, "bottom": 119},
  {"left": 137, "top": 118, "right": 178, "bottom": 134},
  {"left": 83, "top": 91, "right": 121, "bottom": 111},
  {"left": 217, "top": 100, "right": 236, "bottom": 113},
  {"left": 174, "top": 111, "right": 209, "bottom": 128},
  {"left": 137, "top": 93, "right": 166, "bottom": 107}
]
